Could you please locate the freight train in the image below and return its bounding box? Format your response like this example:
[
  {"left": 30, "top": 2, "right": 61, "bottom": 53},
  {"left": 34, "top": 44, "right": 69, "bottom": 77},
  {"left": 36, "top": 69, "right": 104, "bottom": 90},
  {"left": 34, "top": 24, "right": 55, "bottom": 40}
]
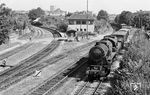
[{"left": 86, "top": 28, "right": 130, "bottom": 80}]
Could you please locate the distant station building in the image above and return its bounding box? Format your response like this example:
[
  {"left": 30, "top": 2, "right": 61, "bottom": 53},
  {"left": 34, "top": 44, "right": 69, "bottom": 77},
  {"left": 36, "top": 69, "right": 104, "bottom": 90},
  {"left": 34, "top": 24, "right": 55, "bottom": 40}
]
[
  {"left": 68, "top": 13, "right": 95, "bottom": 33},
  {"left": 49, "top": 5, "right": 66, "bottom": 16}
]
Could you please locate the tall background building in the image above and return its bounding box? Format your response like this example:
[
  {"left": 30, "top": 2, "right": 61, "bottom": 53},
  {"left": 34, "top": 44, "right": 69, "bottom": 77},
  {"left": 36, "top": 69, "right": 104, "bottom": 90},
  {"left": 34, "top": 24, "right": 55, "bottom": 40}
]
[
  {"left": 50, "top": 5, "right": 55, "bottom": 12},
  {"left": 49, "top": 5, "right": 66, "bottom": 16}
]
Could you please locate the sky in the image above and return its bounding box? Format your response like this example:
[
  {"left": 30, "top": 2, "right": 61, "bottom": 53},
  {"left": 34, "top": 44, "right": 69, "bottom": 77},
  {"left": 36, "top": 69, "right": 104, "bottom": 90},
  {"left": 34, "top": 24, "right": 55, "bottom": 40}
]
[{"left": 1, "top": 0, "right": 150, "bottom": 14}]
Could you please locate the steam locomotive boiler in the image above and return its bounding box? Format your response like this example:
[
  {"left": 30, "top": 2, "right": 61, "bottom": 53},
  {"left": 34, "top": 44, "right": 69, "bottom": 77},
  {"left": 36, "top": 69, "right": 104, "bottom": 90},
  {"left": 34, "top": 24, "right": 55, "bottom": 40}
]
[{"left": 86, "top": 29, "right": 130, "bottom": 80}]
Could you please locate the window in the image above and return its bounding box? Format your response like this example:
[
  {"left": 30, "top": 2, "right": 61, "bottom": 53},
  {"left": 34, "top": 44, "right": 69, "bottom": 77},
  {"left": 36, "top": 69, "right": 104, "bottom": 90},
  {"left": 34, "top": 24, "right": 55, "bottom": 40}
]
[
  {"left": 76, "top": 21, "right": 81, "bottom": 24},
  {"left": 77, "top": 29, "right": 78, "bottom": 31},
  {"left": 84, "top": 29, "right": 86, "bottom": 31},
  {"left": 80, "top": 29, "right": 82, "bottom": 31},
  {"left": 82, "top": 21, "right": 86, "bottom": 24}
]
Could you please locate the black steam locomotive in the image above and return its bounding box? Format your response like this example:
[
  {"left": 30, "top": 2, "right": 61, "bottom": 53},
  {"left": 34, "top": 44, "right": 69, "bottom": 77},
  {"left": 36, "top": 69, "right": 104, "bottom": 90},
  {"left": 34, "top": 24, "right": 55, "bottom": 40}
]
[{"left": 86, "top": 29, "right": 130, "bottom": 80}]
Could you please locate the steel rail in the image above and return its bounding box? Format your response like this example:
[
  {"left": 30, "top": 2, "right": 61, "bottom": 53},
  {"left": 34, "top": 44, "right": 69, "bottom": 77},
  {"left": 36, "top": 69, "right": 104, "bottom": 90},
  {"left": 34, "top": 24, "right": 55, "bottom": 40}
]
[
  {"left": 0, "top": 26, "right": 61, "bottom": 91},
  {"left": 0, "top": 41, "right": 60, "bottom": 91},
  {"left": 26, "top": 56, "right": 88, "bottom": 95}
]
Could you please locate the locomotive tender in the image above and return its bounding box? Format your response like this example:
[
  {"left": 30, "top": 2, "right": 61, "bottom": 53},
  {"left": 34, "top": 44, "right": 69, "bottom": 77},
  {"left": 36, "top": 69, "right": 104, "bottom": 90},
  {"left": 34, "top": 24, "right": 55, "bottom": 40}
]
[{"left": 86, "top": 28, "right": 130, "bottom": 80}]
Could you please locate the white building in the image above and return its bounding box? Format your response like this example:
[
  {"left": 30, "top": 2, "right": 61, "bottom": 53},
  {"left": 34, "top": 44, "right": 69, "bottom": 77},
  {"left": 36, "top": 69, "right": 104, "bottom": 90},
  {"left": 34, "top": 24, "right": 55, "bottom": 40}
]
[
  {"left": 49, "top": 7, "right": 66, "bottom": 16},
  {"left": 68, "top": 13, "right": 95, "bottom": 33},
  {"left": 50, "top": 5, "right": 55, "bottom": 12}
]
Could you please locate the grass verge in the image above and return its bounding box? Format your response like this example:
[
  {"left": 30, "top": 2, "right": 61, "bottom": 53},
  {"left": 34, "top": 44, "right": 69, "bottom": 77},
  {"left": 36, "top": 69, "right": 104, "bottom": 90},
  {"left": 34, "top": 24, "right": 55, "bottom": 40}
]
[{"left": 107, "top": 29, "right": 150, "bottom": 95}]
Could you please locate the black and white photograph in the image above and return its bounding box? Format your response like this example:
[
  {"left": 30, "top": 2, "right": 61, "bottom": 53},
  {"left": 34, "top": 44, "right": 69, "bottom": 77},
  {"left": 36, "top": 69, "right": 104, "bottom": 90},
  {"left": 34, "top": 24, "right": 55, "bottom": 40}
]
[{"left": 0, "top": 0, "right": 150, "bottom": 95}]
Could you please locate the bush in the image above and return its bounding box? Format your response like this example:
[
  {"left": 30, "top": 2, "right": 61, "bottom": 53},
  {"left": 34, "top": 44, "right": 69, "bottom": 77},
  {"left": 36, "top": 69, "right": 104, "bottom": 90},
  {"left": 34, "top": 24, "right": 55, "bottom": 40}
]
[
  {"left": 97, "top": 10, "right": 109, "bottom": 21},
  {"left": 28, "top": 7, "right": 45, "bottom": 21},
  {"left": 108, "top": 30, "right": 150, "bottom": 95},
  {"left": 56, "top": 22, "right": 68, "bottom": 33}
]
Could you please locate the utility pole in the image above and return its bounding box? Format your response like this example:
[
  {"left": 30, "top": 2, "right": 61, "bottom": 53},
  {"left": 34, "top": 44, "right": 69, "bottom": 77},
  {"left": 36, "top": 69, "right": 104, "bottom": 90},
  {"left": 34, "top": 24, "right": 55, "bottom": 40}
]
[
  {"left": 139, "top": 10, "right": 143, "bottom": 29},
  {"left": 86, "top": 0, "right": 89, "bottom": 39}
]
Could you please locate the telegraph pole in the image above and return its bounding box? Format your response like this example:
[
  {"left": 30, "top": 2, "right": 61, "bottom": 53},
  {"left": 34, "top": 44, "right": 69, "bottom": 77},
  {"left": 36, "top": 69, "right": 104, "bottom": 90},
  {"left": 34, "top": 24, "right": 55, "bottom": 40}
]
[{"left": 86, "top": 0, "right": 89, "bottom": 39}]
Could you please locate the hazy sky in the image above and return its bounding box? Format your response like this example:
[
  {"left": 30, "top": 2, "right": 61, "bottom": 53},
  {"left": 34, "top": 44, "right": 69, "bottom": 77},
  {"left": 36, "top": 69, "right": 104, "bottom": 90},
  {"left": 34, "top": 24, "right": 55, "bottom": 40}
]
[{"left": 1, "top": 0, "right": 150, "bottom": 14}]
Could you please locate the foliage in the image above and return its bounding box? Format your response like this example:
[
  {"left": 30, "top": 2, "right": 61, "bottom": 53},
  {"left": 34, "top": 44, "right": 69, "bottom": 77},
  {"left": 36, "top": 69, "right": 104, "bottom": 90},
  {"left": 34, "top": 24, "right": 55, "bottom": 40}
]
[
  {"left": 95, "top": 19, "right": 113, "bottom": 33},
  {"left": 133, "top": 12, "right": 150, "bottom": 28},
  {"left": 0, "top": 3, "right": 29, "bottom": 44},
  {"left": 14, "top": 15, "right": 28, "bottom": 30},
  {"left": 39, "top": 16, "right": 59, "bottom": 26},
  {"left": 28, "top": 7, "right": 45, "bottom": 21},
  {"left": 0, "top": 3, "right": 12, "bottom": 44},
  {"left": 23, "top": 21, "right": 26, "bottom": 30},
  {"left": 56, "top": 22, "right": 68, "bottom": 33},
  {"left": 95, "top": 19, "right": 107, "bottom": 32},
  {"left": 114, "top": 15, "right": 120, "bottom": 24},
  {"left": 110, "top": 22, "right": 122, "bottom": 31},
  {"left": 10, "top": 11, "right": 29, "bottom": 36},
  {"left": 65, "top": 12, "right": 73, "bottom": 17},
  {"left": 114, "top": 10, "right": 150, "bottom": 29},
  {"left": 119, "top": 11, "right": 134, "bottom": 25},
  {"left": 97, "top": 10, "right": 109, "bottom": 21},
  {"left": 108, "top": 30, "right": 150, "bottom": 95}
]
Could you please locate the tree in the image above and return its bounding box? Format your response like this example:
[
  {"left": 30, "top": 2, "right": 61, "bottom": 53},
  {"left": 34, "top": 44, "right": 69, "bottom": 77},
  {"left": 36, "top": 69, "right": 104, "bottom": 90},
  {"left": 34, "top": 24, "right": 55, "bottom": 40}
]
[
  {"left": 23, "top": 21, "right": 27, "bottom": 30},
  {"left": 114, "top": 10, "right": 150, "bottom": 29},
  {"left": 0, "top": 3, "right": 12, "bottom": 44},
  {"left": 9, "top": 10, "right": 29, "bottom": 36},
  {"left": 114, "top": 15, "right": 120, "bottom": 24},
  {"left": 57, "top": 22, "right": 68, "bottom": 33},
  {"left": 95, "top": 19, "right": 112, "bottom": 33},
  {"left": 132, "top": 11, "right": 150, "bottom": 28},
  {"left": 65, "top": 12, "right": 73, "bottom": 17},
  {"left": 110, "top": 22, "right": 122, "bottom": 31},
  {"left": 97, "top": 10, "right": 109, "bottom": 21},
  {"left": 118, "top": 11, "right": 134, "bottom": 25},
  {"left": 114, "top": 11, "right": 135, "bottom": 26},
  {"left": 28, "top": 7, "right": 45, "bottom": 21}
]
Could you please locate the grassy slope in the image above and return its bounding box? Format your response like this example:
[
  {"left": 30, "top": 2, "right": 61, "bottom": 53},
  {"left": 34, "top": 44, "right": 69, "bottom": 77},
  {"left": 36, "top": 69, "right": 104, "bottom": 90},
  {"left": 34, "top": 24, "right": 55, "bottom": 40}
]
[
  {"left": 95, "top": 19, "right": 113, "bottom": 34},
  {"left": 107, "top": 29, "right": 150, "bottom": 95}
]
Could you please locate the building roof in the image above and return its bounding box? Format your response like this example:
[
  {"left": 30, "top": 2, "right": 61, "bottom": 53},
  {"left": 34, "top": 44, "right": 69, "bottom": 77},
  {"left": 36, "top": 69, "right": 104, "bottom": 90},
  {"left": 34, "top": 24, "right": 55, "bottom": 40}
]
[
  {"left": 54, "top": 8, "right": 64, "bottom": 13},
  {"left": 68, "top": 13, "right": 94, "bottom": 20},
  {"left": 50, "top": 8, "right": 66, "bottom": 14}
]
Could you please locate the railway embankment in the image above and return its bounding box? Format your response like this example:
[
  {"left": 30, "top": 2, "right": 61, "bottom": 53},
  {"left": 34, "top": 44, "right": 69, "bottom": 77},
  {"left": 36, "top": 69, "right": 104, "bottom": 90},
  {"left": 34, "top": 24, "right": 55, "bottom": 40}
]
[{"left": 107, "top": 29, "right": 150, "bottom": 95}]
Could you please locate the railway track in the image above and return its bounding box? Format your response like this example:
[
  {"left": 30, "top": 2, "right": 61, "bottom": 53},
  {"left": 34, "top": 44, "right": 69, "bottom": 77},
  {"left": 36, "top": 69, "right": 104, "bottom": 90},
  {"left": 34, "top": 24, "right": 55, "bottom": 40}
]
[
  {"left": 0, "top": 40, "right": 60, "bottom": 91},
  {"left": 0, "top": 26, "right": 49, "bottom": 61},
  {"left": 40, "top": 26, "right": 62, "bottom": 38},
  {"left": 0, "top": 26, "right": 62, "bottom": 91},
  {"left": 73, "top": 29, "right": 137, "bottom": 95},
  {"left": 0, "top": 43, "right": 33, "bottom": 60},
  {"left": 32, "top": 27, "right": 44, "bottom": 39},
  {"left": 26, "top": 56, "right": 88, "bottom": 95},
  {"left": 73, "top": 79, "right": 102, "bottom": 95},
  {"left": 25, "top": 39, "right": 99, "bottom": 95},
  {"left": 0, "top": 27, "right": 97, "bottom": 92}
]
